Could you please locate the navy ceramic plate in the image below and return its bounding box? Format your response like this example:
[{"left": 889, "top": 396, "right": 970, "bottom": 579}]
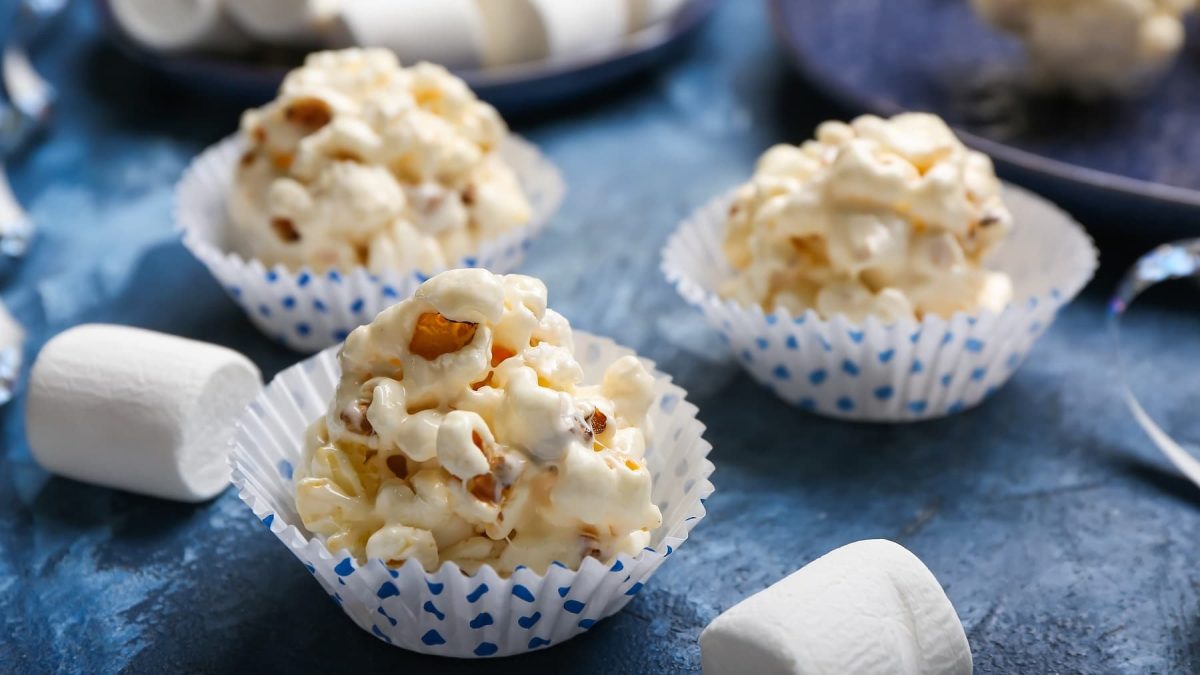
[
  {"left": 769, "top": 0, "right": 1200, "bottom": 227},
  {"left": 97, "top": 0, "right": 716, "bottom": 115}
]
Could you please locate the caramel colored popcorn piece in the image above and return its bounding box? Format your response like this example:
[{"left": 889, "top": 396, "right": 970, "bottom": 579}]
[
  {"left": 271, "top": 217, "right": 300, "bottom": 243},
  {"left": 408, "top": 312, "right": 478, "bottom": 360},
  {"left": 285, "top": 97, "right": 333, "bottom": 132},
  {"left": 589, "top": 409, "right": 608, "bottom": 436},
  {"left": 386, "top": 454, "right": 408, "bottom": 479},
  {"left": 491, "top": 345, "right": 516, "bottom": 367},
  {"left": 467, "top": 472, "right": 497, "bottom": 503}
]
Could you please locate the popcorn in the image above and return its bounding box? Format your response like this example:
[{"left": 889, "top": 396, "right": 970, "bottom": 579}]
[
  {"left": 293, "top": 269, "right": 663, "bottom": 575},
  {"left": 228, "top": 48, "right": 531, "bottom": 274},
  {"left": 721, "top": 113, "right": 1014, "bottom": 323},
  {"left": 972, "top": 0, "right": 1196, "bottom": 95}
]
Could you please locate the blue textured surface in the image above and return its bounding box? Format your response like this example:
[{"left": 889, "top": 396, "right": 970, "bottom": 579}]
[{"left": 3, "top": 2, "right": 1200, "bottom": 673}]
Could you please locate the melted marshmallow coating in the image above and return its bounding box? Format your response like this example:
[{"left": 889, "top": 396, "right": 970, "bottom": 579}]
[
  {"left": 228, "top": 48, "right": 531, "bottom": 274},
  {"left": 721, "top": 113, "right": 1015, "bottom": 323},
  {"left": 293, "top": 269, "right": 662, "bottom": 575},
  {"left": 972, "top": 0, "right": 1195, "bottom": 94}
]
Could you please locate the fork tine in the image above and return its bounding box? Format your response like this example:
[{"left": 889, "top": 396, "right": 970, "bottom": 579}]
[
  {"left": 0, "top": 163, "right": 34, "bottom": 258},
  {"left": 2, "top": 46, "right": 54, "bottom": 121}
]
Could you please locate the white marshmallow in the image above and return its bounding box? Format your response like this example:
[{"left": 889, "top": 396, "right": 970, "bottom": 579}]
[
  {"left": 26, "top": 325, "right": 262, "bottom": 502},
  {"left": 528, "top": 0, "right": 630, "bottom": 60},
  {"left": 338, "top": 0, "right": 487, "bottom": 70},
  {"left": 475, "top": 0, "right": 630, "bottom": 68},
  {"left": 628, "top": 0, "right": 688, "bottom": 32},
  {"left": 109, "top": 0, "right": 249, "bottom": 54},
  {"left": 227, "top": 0, "right": 343, "bottom": 48},
  {"left": 474, "top": 0, "right": 549, "bottom": 67},
  {"left": 700, "top": 540, "right": 973, "bottom": 675}
]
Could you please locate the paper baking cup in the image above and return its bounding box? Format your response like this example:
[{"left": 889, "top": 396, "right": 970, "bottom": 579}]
[
  {"left": 230, "top": 331, "right": 714, "bottom": 657},
  {"left": 661, "top": 184, "right": 1097, "bottom": 422},
  {"left": 177, "top": 134, "right": 564, "bottom": 352}
]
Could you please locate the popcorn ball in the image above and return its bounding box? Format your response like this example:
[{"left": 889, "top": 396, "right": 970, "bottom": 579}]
[
  {"left": 972, "top": 0, "right": 1196, "bottom": 94},
  {"left": 721, "top": 113, "right": 1014, "bottom": 323},
  {"left": 229, "top": 48, "right": 531, "bottom": 274},
  {"left": 293, "top": 269, "right": 663, "bottom": 575}
]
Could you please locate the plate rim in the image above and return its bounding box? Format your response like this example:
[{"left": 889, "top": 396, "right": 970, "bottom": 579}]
[
  {"left": 97, "top": 0, "right": 717, "bottom": 96},
  {"left": 766, "top": 0, "right": 1200, "bottom": 211}
]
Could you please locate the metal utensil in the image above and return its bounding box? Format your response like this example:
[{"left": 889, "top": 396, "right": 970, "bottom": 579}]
[
  {"left": 0, "top": 0, "right": 65, "bottom": 262},
  {"left": 1109, "top": 239, "right": 1200, "bottom": 487}
]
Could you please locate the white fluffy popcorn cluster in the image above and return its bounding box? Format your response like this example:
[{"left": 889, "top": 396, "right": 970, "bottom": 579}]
[
  {"left": 972, "top": 0, "right": 1196, "bottom": 94},
  {"left": 228, "top": 48, "right": 531, "bottom": 274},
  {"left": 721, "top": 113, "right": 1014, "bottom": 323},
  {"left": 293, "top": 269, "right": 662, "bottom": 575}
]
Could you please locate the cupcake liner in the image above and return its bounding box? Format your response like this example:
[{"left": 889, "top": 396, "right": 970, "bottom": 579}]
[
  {"left": 230, "top": 331, "right": 714, "bottom": 657},
  {"left": 177, "top": 134, "right": 564, "bottom": 353},
  {"left": 661, "top": 183, "right": 1097, "bottom": 422}
]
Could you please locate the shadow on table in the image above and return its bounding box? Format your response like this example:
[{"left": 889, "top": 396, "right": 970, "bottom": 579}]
[
  {"left": 73, "top": 239, "right": 300, "bottom": 378},
  {"left": 131, "top": 543, "right": 684, "bottom": 673},
  {"left": 683, "top": 370, "right": 999, "bottom": 494},
  {"left": 75, "top": 42, "right": 244, "bottom": 148},
  {"left": 27, "top": 471, "right": 204, "bottom": 535},
  {"left": 1113, "top": 460, "right": 1200, "bottom": 510}
]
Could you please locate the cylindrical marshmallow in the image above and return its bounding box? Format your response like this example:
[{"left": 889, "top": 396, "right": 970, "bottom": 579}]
[
  {"left": 226, "top": 0, "right": 343, "bottom": 48},
  {"left": 338, "top": 0, "right": 487, "bottom": 70},
  {"left": 26, "top": 324, "right": 262, "bottom": 503},
  {"left": 627, "top": 0, "right": 688, "bottom": 33},
  {"left": 700, "top": 540, "right": 973, "bottom": 675},
  {"left": 475, "top": 0, "right": 632, "bottom": 68},
  {"left": 529, "top": 0, "right": 630, "bottom": 60},
  {"left": 109, "top": 0, "right": 249, "bottom": 54},
  {"left": 474, "top": 0, "right": 548, "bottom": 68}
]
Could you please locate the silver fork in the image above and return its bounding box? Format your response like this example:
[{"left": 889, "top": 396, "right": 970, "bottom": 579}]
[{"left": 0, "top": 0, "right": 64, "bottom": 261}]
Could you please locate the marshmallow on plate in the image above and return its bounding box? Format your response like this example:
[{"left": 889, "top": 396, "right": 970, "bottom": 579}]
[
  {"left": 26, "top": 324, "right": 262, "bottom": 502},
  {"left": 337, "top": 0, "right": 487, "bottom": 70},
  {"left": 109, "top": 0, "right": 249, "bottom": 54},
  {"left": 628, "top": 0, "right": 688, "bottom": 32},
  {"left": 529, "top": 0, "right": 630, "bottom": 60},
  {"left": 226, "top": 0, "right": 343, "bottom": 47},
  {"left": 701, "top": 540, "right": 973, "bottom": 675},
  {"left": 475, "top": 0, "right": 549, "bottom": 67},
  {"left": 476, "top": 0, "right": 630, "bottom": 67}
]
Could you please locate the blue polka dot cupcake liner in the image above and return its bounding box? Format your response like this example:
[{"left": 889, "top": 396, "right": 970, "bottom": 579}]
[
  {"left": 662, "top": 183, "right": 1098, "bottom": 422},
  {"left": 229, "top": 331, "right": 714, "bottom": 657},
  {"left": 177, "top": 134, "right": 564, "bottom": 353}
]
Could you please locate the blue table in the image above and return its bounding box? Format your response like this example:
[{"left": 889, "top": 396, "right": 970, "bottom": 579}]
[{"left": 4, "top": 2, "right": 1199, "bottom": 673}]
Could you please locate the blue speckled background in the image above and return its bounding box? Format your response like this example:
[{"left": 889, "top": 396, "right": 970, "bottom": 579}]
[{"left": 3, "top": 2, "right": 1200, "bottom": 673}]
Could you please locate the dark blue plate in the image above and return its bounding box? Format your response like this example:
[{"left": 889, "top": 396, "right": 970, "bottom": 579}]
[
  {"left": 96, "top": 0, "right": 716, "bottom": 115},
  {"left": 769, "top": 0, "right": 1200, "bottom": 229}
]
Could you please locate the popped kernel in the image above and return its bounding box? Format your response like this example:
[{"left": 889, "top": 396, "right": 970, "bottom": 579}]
[
  {"left": 467, "top": 473, "right": 497, "bottom": 503},
  {"left": 491, "top": 345, "right": 516, "bottom": 367},
  {"left": 270, "top": 217, "right": 300, "bottom": 243},
  {"left": 385, "top": 455, "right": 408, "bottom": 479},
  {"left": 284, "top": 97, "right": 333, "bottom": 131},
  {"left": 294, "top": 269, "right": 662, "bottom": 576},
  {"left": 271, "top": 152, "right": 294, "bottom": 171},
  {"left": 339, "top": 400, "right": 372, "bottom": 435},
  {"left": 228, "top": 49, "right": 532, "bottom": 277},
  {"left": 409, "top": 312, "right": 478, "bottom": 360},
  {"left": 589, "top": 409, "right": 608, "bottom": 436},
  {"left": 720, "top": 113, "right": 1013, "bottom": 322}
]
